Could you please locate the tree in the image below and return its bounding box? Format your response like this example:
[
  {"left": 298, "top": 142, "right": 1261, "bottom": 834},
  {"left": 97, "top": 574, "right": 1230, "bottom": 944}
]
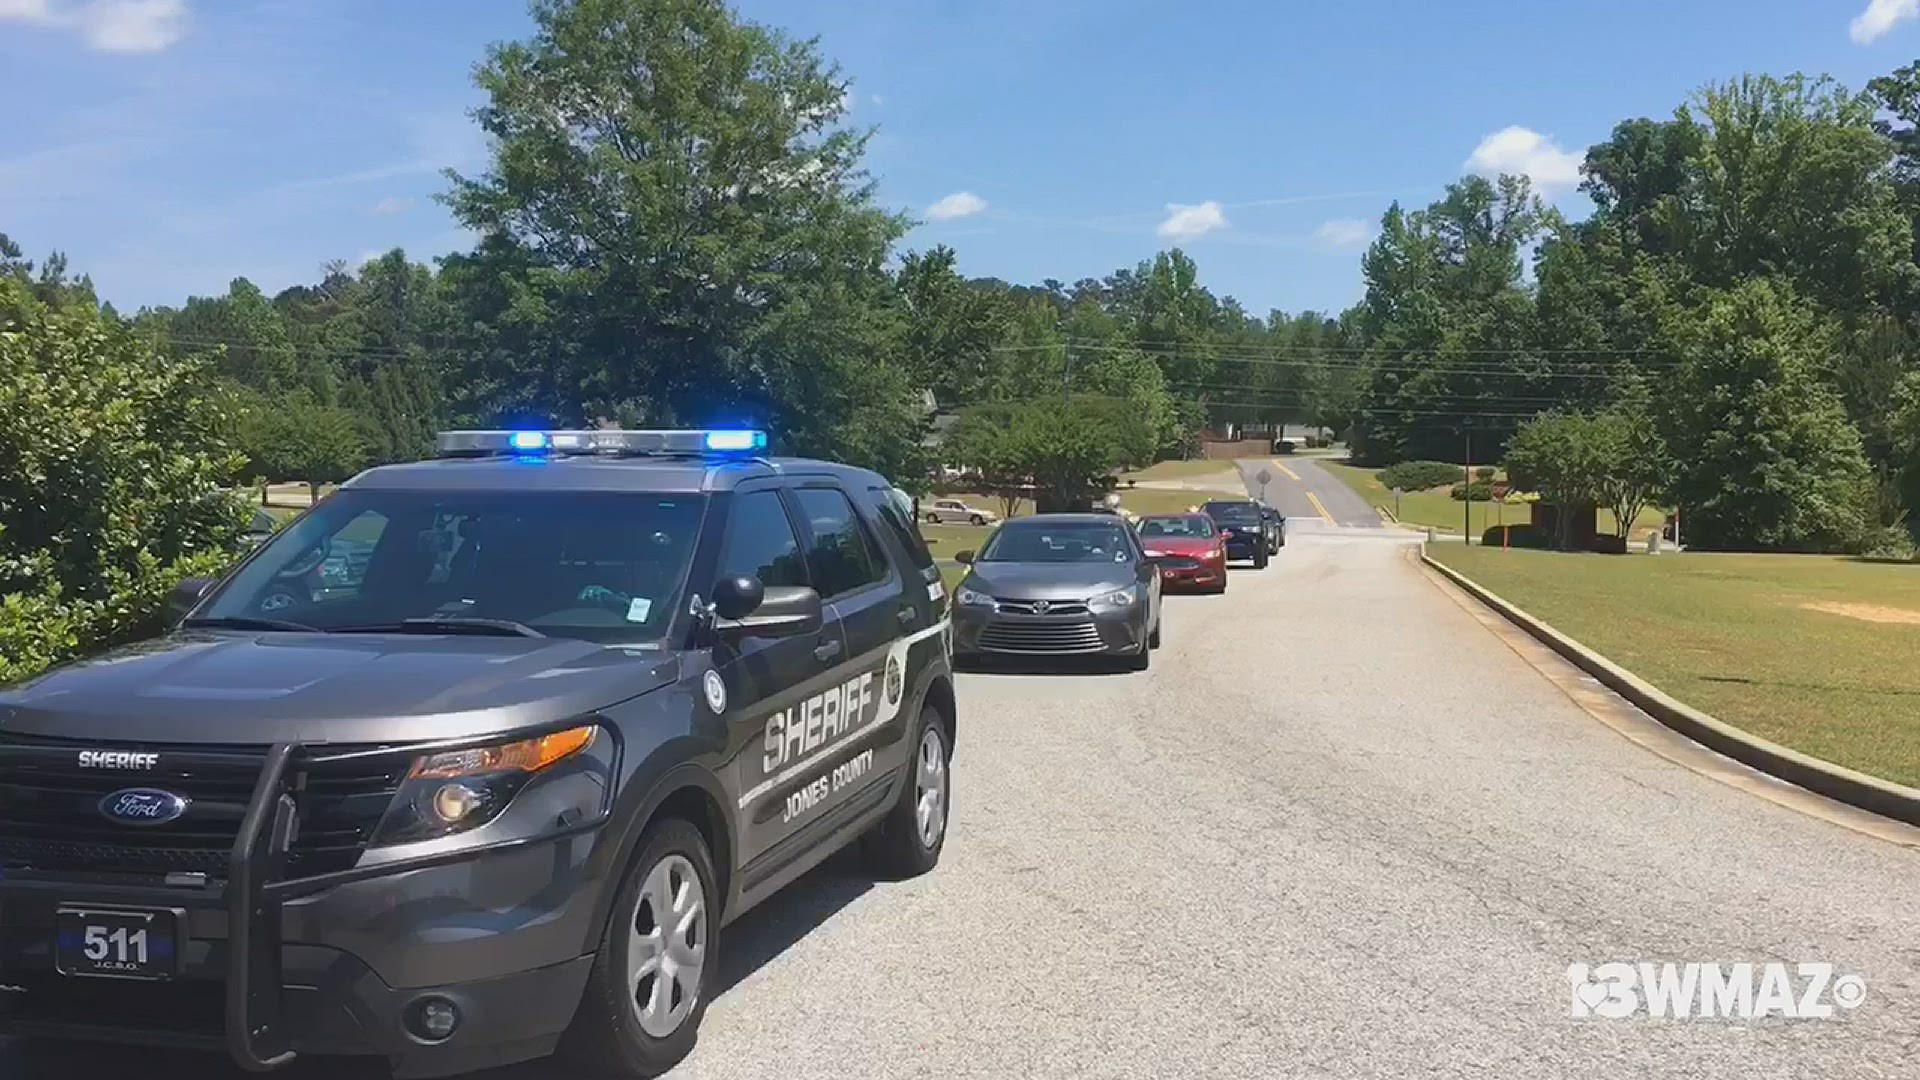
[
  {"left": 1353, "top": 176, "right": 1549, "bottom": 464},
  {"left": 944, "top": 398, "right": 1152, "bottom": 513},
  {"left": 442, "top": 0, "right": 921, "bottom": 477},
  {"left": 1596, "top": 376, "right": 1671, "bottom": 540},
  {"left": 1662, "top": 281, "right": 1876, "bottom": 551},
  {"left": 0, "top": 276, "right": 246, "bottom": 680},
  {"left": 897, "top": 246, "right": 1013, "bottom": 409},
  {"left": 1503, "top": 412, "right": 1617, "bottom": 549},
  {"left": 243, "top": 393, "right": 371, "bottom": 502}
]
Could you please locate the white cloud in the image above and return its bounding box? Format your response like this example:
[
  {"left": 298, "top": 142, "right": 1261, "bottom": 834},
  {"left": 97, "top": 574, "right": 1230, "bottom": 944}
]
[
  {"left": 0, "top": 0, "right": 186, "bottom": 52},
  {"left": 370, "top": 196, "right": 414, "bottom": 215},
  {"left": 79, "top": 0, "right": 186, "bottom": 52},
  {"left": 0, "top": 0, "right": 54, "bottom": 21},
  {"left": 870, "top": 93, "right": 885, "bottom": 107},
  {"left": 1852, "top": 0, "right": 1918, "bottom": 43},
  {"left": 1315, "top": 218, "right": 1375, "bottom": 251},
  {"left": 925, "top": 191, "right": 988, "bottom": 221},
  {"left": 1156, "top": 200, "right": 1228, "bottom": 241},
  {"left": 1463, "top": 126, "right": 1583, "bottom": 193}
]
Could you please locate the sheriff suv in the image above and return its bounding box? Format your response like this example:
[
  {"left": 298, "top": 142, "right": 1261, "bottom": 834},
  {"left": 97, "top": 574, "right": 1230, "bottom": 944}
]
[{"left": 0, "top": 429, "right": 957, "bottom": 1079}]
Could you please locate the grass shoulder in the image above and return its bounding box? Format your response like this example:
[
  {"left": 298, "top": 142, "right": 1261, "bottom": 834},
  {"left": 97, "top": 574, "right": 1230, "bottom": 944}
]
[{"left": 1426, "top": 545, "right": 1920, "bottom": 788}]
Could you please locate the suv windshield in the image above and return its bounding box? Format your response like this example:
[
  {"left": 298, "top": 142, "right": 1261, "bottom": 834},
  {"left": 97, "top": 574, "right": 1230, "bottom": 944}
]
[
  {"left": 1138, "top": 515, "right": 1215, "bottom": 538},
  {"left": 1202, "top": 501, "right": 1261, "bottom": 525},
  {"left": 979, "top": 521, "right": 1135, "bottom": 563},
  {"left": 198, "top": 490, "right": 706, "bottom": 643}
]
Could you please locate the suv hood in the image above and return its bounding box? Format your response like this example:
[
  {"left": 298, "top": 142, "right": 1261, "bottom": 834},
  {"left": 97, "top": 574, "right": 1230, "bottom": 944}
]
[
  {"left": 964, "top": 561, "right": 1137, "bottom": 600},
  {"left": 0, "top": 631, "right": 680, "bottom": 745}
]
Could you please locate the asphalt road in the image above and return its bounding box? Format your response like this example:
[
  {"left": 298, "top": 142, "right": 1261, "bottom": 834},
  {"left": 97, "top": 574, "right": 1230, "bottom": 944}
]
[
  {"left": 7, "top": 523, "right": 1918, "bottom": 1078},
  {"left": 1236, "top": 456, "right": 1382, "bottom": 529}
]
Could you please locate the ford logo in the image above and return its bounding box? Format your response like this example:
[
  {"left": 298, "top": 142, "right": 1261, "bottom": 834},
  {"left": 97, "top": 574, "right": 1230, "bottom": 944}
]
[{"left": 99, "top": 788, "right": 190, "bottom": 827}]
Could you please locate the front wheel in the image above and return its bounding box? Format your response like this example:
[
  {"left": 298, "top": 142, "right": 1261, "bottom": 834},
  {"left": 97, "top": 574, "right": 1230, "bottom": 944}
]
[
  {"left": 562, "top": 820, "right": 718, "bottom": 1077},
  {"left": 1253, "top": 547, "right": 1269, "bottom": 570},
  {"left": 970, "top": 514, "right": 986, "bottom": 526},
  {"left": 865, "top": 707, "right": 951, "bottom": 879}
]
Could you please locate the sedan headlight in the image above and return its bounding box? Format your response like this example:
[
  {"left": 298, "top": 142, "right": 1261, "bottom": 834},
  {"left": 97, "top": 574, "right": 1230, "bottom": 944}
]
[
  {"left": 1090, "top": 584, "right": 1142, "bottom": 610},
  {"left": 372, "top": 725, "right": 599, "bottom": 846},
  {"left": 956, "top": 587, "right": 996, "bottom": 609}
]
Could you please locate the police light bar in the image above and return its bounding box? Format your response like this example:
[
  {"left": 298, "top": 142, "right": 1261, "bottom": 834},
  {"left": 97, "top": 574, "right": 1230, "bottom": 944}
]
[{"left": 434, "top": 429, "right": 770, "bottom": 458}]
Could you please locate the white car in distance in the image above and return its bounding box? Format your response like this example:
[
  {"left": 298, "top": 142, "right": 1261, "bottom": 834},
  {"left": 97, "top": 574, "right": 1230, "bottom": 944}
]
[{"left": 923, "top": 498, "right": 1000, "bottom": 526}]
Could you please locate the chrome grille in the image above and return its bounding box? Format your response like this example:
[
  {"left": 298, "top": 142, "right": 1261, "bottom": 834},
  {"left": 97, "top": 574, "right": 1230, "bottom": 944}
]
[
  {"left": 996, "top": 598, "right": 1090, "bottom": 616},
  {"left": 977, "top": 619, "right": 1105, "bottom": 654}
]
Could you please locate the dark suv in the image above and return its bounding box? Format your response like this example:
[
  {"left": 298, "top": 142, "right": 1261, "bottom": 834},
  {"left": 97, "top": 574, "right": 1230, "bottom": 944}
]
[
  {"left": 0, "top": 429, "right": 957, "bottom": 1078},
  {"left": 1200, "top": 500, "right": 1273, "bottom": 568}
]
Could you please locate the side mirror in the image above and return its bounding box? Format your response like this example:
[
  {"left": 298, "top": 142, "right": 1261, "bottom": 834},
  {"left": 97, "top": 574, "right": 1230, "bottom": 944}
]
[
  {"left": 715, "top": 585, "right": 823, "bottom": 639},
  {"left": 954, "top": 550, "right": 975, "bottom": 565},
  {"left": 168, "top": 577, "right": 217, "bottom": 626},
  {"left": 711, "top": 575, "right": 766, "bottom": 621}
]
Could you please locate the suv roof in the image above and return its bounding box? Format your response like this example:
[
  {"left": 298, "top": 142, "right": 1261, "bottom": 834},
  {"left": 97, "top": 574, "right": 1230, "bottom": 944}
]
[{"left": 344, "top": 455, "right": 890, "bottom": 495}]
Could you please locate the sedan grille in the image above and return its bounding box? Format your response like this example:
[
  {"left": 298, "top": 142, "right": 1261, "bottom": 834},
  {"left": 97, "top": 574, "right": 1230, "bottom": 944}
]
[
  {"left": 996, "top": 598, "right": 1090, "bottom": 616},
  {"left": 977, "top": 620, "right": 1106, "bottom": 654}
]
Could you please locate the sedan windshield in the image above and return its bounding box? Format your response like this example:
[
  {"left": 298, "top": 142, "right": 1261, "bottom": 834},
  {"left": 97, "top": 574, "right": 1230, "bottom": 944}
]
[
  {"left": 197, "top": 490, "right": 706, "bottom": 643},
  {"left": 1138, "top": 515, "right": 1215, "bottom": 538},
  {"left": 979, "top": 522, "right": 1135, "bottom": 563}
]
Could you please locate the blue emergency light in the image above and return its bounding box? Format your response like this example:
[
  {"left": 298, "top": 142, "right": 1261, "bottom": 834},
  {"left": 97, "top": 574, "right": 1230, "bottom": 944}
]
[{"left": 435, "top": 428, "right": 771, "bottom": 459}]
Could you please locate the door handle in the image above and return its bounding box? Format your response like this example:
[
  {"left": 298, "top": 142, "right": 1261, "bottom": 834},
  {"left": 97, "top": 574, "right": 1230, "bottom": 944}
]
[{"left": 813, "top": 640, "right": 843, "bottom": 663}]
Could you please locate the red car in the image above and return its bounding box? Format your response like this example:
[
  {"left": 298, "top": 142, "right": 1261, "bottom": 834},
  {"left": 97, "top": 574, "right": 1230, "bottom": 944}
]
[{"left": 1135, "top": 513, "right": 1228, "bottom": 593}]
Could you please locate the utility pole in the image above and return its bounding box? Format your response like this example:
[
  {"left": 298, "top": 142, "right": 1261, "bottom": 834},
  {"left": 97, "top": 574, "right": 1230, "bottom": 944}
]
[{"left": 1463, "top": 427, "right": 1472, "bottom": 545}]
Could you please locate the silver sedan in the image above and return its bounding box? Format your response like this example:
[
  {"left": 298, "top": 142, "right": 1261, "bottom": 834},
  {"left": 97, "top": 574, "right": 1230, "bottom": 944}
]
[{"left": 949, "top": 514, "right": 1163, "bottom": 670}]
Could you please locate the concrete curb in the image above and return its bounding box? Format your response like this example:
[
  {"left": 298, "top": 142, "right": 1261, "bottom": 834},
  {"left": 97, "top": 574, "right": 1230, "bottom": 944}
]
[{"left": 1421, "top": 548, "right": 1920, "bottom": 828}]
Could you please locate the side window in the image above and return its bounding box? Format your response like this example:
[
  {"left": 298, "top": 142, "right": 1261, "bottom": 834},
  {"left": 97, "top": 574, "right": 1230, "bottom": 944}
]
[
  {"left": 794, "top": 487, "right": 888, "bottom": 598},
  {"left": 867, "top": 486, "right": 936, "bottom": 572},
  {"left": 718, "top": 491, "right": 809, "bottom": 588}
]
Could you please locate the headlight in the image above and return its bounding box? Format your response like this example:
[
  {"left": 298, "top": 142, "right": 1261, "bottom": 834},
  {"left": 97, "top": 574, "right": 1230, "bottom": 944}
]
[
  {"left": 1090, "top": 584, "right": 1141, "bottom": 610},
  {"left": 956, "top": 587, "right": 996, "bottom": 609},
  {"left": 372, "top": 725, "right": 599, "bottom": 846}
]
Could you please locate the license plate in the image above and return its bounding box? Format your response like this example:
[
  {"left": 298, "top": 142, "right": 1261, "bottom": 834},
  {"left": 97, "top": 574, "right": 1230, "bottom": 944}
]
[{"left": 56, "top": 907, "right": 179, "bottom": 981}]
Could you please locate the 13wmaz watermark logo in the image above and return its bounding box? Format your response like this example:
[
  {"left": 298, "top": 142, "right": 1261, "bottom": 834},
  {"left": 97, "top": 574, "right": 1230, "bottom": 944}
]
[{"left": 1568, "top": 962, "right": 1867, "bottom": 1019}]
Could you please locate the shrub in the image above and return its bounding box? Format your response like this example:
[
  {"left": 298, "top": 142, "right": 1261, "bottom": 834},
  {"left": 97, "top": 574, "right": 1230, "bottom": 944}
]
[
  {"left": 1481, "top": 524, "right": 1551, "bottom": 549},
  {"left": 1380, "top": 460, "right": 1462, "bottom": 491},
  {"left": 1861, "top": 524, "right": 1918, "bottom": 562},
  {"left": 1474, "top": 465, "right": 1497, "bottom": 481},
  {"left": 0, "top": 278, "right": 246, "bottom": 682},
  {"left": 1450, "top": 479, "right": 1496, "bottom": 501}
]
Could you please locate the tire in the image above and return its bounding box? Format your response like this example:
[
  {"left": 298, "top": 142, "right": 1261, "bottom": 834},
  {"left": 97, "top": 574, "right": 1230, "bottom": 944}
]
[
  {"left": 970, "top": 514, "right": 986, "bottom": 526},
  {"left": 1127, "top": 641, "right": 1152, "bottom": 671},
  {"left": 1209, "top": 580, "right": 1228, "bottom": 595},
  {"left": 865, "top": 706, "right": 951, "bottom": 879},
  {"left": 928, "top": 513, "right": 942, "bottom": 525},
  {"left": 1148, "top": 619, "right": 1162, "bottom": 650},
  {"left": 562, "top": 819, "right": 719, "bottom": 1078},
  {"left": 1253, "top": 547, "right": 1269, "bottom": 570}
]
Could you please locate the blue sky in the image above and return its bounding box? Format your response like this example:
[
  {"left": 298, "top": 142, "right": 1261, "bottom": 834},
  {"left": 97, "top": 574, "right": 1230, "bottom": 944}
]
[{"left": 3, "top": 0, "right": 1918, "bottom": 317}]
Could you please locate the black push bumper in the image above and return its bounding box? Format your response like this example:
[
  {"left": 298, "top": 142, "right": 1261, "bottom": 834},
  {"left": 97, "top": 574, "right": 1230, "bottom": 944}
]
[{"left": 0, "top": 731, "right": 611, "bottom": 1075}]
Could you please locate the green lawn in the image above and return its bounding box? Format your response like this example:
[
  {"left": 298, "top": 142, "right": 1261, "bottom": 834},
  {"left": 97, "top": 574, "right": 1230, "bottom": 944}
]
[
  {"left": 1321, "top": 460, "right": 1662, "bottom": 539},
  {"left": 1428, "top": 545, "right": 1920, "bottom": 788},
  {"left": 1120, "top": 459, "right": 1240, "bottom": 483}
]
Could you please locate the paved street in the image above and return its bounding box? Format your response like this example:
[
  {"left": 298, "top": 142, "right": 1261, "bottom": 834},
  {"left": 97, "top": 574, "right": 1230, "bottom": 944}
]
[
  {"left": 6, "top": 499, "right": 1918, "bottom": 1078},
  {"left": 1237, "top": 457, "right": 1383, "bottom": 529}
]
